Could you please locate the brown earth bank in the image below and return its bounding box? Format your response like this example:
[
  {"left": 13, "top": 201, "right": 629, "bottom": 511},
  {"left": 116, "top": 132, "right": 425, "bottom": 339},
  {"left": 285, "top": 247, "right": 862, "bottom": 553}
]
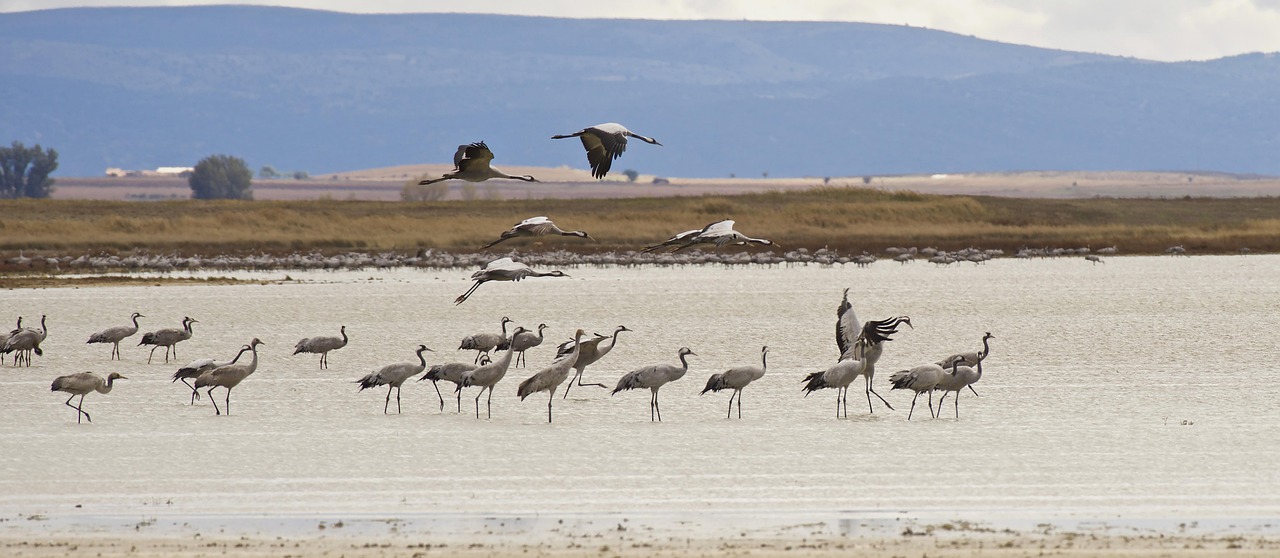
[
  {"left": 1, "top": 530, "right": 1276, "bottom": 558},
  {"left": 4, "top": 185, "right": 1280, "bottom": 268}
]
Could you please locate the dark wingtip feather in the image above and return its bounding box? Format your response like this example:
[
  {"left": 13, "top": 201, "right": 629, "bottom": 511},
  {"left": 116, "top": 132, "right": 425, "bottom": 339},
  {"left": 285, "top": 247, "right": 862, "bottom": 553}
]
[
  {"left": 800, "top": 371, "right": 828, "bottom": 394},
  {"left": 701, "top": 374, "right": 725, "bottom": 395}
]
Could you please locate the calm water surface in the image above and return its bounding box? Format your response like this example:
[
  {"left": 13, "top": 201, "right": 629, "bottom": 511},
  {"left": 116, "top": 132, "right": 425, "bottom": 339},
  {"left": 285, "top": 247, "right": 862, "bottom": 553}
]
[{"left": 1, "top": 256, "right": 1278, "bottom": 533}]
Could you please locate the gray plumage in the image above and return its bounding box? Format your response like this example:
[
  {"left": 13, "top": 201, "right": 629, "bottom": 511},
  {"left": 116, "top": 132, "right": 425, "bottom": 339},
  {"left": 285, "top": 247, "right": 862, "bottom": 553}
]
[
  {"left": 86, "top": 312, "right": 144, "bottom": 360},
  {"left": 293, "top": 325, "right": 348, "bottom": 369},
  {"left": 193, "top": 338, "right": 262, "bottom": 416},
  {"left": 612, "top": 347, "right": 695, "bottom": 422},
  {"left": 454, "top": 258, "right": 569, "bottom": 305},
  {"left": 559, "top": 325, "right": 630, "bottom": 398},
  {"left": 643, "top": 219, "right": 775, "bottom": 253},
  {"left": 801, "top": 342, "right": 869, "bottom": 419},
  {"left": 0, "top": 317, "right": 17, "bottom": 358},
  {"left": 481, "top": 216, "right": 594, "bottom": 250},
  {"left": 551, "top": 122, "right": 662, "bottom": 180},
  {"left": 936, "top": 332, "right": 995, "bottom": 369},
  {"left": 498, "top": 323, "right": 548, "bottom": 367},
  {"left": 172, "top": 344, "right": 252, "bottom": 405},
  {"left": 935, "top": 356, "right": 984, "bottom": 419},
  {"left": 517, "top": 329, "right": 586, "bottom": 423},
  {"left": 701, "top": 345, "right": 768, "bottom": 419},
  {"left": 459, "top": 316, "right": 512, "bottom": 364},
  {"left": 830, "top": 289, "right": 911, "bottom": 415},
  {"left": 417, "top": 358, "right": 483, "bottom": 413},
  {"left": 138, "top": 316, "right": 196, "bottom": 364},
  {"left": 638, "top": 229, "right": 701, "bottom": 254},
  {"left": 461, "top": 327, "right": 526, "bottom": 419},
  {"left": 419, "top": 141, "right": 537, "bottom": 185},
  {"left": 50, "top": 371, "right": 126, "bottom": 423},
  {"left": 356, "top": 344, "right": 432, "bottom": 414},
  {"left": 2, "top": 315, "right": 45, "bottom": 367},
  {"left": 888, "top": 363, "right": 945, "bottom": 420}
]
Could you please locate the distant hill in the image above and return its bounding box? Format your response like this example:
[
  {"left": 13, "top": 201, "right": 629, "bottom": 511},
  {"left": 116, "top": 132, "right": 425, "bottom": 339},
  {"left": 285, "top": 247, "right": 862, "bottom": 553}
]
[{"left": 2, "top": 6, "right": 1278, "bottom": 177}]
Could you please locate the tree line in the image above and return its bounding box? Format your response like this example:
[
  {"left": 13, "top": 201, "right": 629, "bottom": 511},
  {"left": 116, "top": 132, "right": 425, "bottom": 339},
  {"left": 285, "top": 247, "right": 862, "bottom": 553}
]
[
  {"left": 0, "top": 142, "right": 259, "bottom": 200},
  {"left": 0, "top": 142, "right": 58, "bottom": 199}
]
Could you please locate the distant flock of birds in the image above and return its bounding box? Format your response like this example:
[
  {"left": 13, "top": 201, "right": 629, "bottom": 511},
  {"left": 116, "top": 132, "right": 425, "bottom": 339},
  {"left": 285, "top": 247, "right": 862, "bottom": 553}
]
[{"left": 9, "top": 286, "right": 993, "bottom": 424}]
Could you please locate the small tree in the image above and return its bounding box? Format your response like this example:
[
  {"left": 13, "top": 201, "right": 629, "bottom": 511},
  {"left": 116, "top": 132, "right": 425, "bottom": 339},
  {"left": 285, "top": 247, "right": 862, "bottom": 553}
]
[
  {"left": 258, "top": 165, "right": 279, "bottom": 179},
  {"left": 190, "top": 154, "right": 253, "bottom": 199},
  {"left": 0, "top": 141, "right": 58, "bottom": 199},
  {"left": 292, "top": 170, "right": 309, "bottom": 180},
  {"left": 622, "top": 169, "right": 639, "bottom": 182}
]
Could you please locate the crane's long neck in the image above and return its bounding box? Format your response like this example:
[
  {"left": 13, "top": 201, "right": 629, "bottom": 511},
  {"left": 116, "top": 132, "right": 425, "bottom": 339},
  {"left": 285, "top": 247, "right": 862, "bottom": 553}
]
[
  {"left": 98, "top": 376, "right": 118, "bottom": 394},
  {"left": 497, "top": 343, "right": 517, "bottom": 368},
  {"left": 416, "top": 348, "right": 428, "bottom": 367},
  {"left": 130, "top": 314, "right": 141, "bottom": 329},
  {"left": 500, "top": 320, "right": 509, "bottom": 337},
  {"left": 678, "top": 352, "right": 691, "bottom": 371},
  {"left": 979, "top": 335, "right": 992, "bottom": 360},
  {"left": 229, "top": 346, "right": 250, "bottom": 365},
  {"left": 39, "top": 315, "right": 47, "bottom": 338},
  {"left": 608, "top": 328, "right": 625, "bottom": 350},
  {"left": 245, "top": 346, "right": 260, "bottom": 375},
  {"left": 567, "top": 333, "right": 584, "bottom": 361},
  {"left": 975, "top": 358, "right": 984, "bottom": 382},
  {"left": 340, "top": 327, "right": 348, "bottom": 345}
]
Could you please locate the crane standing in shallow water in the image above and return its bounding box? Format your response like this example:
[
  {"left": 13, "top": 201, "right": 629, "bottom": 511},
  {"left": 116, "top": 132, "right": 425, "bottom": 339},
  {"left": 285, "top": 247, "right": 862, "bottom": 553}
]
[
  {"left": 830, "top": 288, "right": 912, "bottom": 415},
  {"left": 194, "top": 338, "right": 262, "bottom": 416},
  {"left": 51, "top": 372, "right": 126, "bottom": 423},
  {"left": 935, "top": 331, "right": 993, "bottom": 397},
  {"left": 461, "top": 327, "right": 526, "bottom": 419},
  {"left": 86, "top": 312, "right": 144, "bottom": 361},
  {"left": 356, "top": 344, "right": 432, "bottom": 415},
  {"left": 172, "top": 344, "right": 252, "bottom": 405},
  {"left": 551, "top": 123, "right": 662, "bottom": 180},
  {"left": 139, "top": 316, "right": 196, "bottom": 364},
  {"left": 293, "top": 325, "right": 348, "bottom": 370},
  {"left": 613, "top": 347, "right": 695, "bottom": 422},
  {"left": 2, "top": 315, "right": 45, "bottom": 367},
  {"left": 459, "top": 316, "right": 512, "bottom": 364},
  {"left": 517, "top": 329, "right": 586, "bottom": 423},
  {"left": 417, "top": 355, "right": 487, "bottom": 413},
  {"left": 702, "top": 345, "right": 769, "bottom": 419},
  {"left": 888, "top": 361, "right": 945, "bottom": 420},
  {"left": 560, "top": 325, "right": 630, "bottom": 399},
  {"left": 934, "top": 356, "right": 984, "bottom": 419},
  {"left": 419, "top": 141, "right": 537, "bottom": 185},
  {"left": 497, "top": 323, "right": 548, "bottom": 367}
]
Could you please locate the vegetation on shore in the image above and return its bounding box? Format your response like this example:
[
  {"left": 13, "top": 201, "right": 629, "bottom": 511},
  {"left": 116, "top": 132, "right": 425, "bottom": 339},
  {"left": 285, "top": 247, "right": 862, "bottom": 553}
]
[{"left": 2, "top": 188, "right": 1279, "bottom": 258}]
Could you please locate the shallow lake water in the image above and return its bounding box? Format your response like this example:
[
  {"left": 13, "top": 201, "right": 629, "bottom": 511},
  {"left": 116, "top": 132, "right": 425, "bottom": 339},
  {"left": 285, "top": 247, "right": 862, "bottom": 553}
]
[{"left": 1, "top": 255, "right": 1279, "bottom": 538}]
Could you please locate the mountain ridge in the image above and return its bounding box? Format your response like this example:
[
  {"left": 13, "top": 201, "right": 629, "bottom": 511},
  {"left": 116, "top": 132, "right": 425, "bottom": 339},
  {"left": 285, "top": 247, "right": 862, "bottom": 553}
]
[{"left": 2, "top": 6, "right": 1277, "bottom": 177}]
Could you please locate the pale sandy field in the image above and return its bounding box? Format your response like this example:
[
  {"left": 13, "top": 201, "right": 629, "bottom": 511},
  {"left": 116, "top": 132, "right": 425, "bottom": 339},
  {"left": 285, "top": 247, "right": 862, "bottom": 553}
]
[{"left": 51, "top": 168, "right": 1280, "bottom": 201}]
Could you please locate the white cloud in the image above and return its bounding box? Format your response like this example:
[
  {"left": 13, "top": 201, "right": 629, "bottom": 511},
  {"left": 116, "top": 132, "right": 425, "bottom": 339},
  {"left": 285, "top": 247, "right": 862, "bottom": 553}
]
[{"left": 1, "top": 0, "right": 1278, "bottom": 61}]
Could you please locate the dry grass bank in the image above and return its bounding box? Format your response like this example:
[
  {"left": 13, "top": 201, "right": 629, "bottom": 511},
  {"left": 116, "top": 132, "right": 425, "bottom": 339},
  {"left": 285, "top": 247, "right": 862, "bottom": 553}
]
[{"left": 3, "top": 188, "right": 1280, "bottom": 257}]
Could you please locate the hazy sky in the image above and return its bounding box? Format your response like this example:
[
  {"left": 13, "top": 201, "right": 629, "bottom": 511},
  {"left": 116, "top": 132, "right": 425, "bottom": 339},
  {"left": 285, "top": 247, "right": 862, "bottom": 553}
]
[{"left": 3, "top": 0, "right": 1279, "bottom": 61}]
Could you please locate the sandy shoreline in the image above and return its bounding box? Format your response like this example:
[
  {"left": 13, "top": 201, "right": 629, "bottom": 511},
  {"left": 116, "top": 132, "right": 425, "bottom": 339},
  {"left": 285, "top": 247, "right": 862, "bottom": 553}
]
[{"left": 3, "top": 511, "right": 1277, "bottom": 557}]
